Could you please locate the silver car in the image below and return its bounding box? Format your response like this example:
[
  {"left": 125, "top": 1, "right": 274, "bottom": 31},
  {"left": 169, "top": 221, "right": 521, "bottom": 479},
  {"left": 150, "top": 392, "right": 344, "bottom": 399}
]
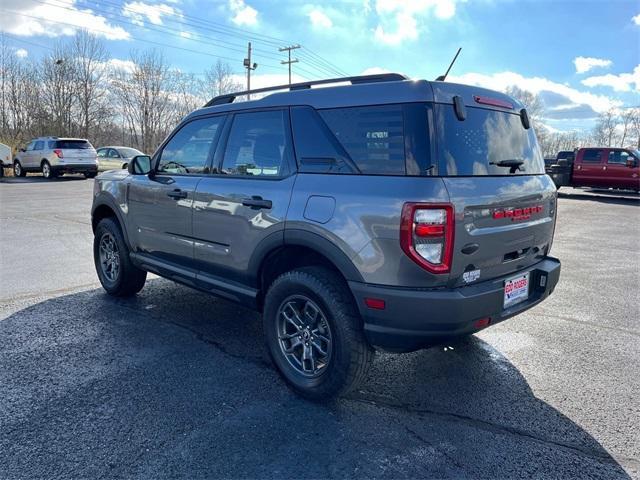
[
  {"left": 13, "top": 137, "right": 98, "bottom": 179},
  {"left": 96, "top": 146, "right": 144, "bottom": 171}
]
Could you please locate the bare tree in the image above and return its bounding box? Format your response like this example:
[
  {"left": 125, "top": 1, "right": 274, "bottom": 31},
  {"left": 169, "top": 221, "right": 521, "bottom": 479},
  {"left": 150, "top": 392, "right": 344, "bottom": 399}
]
[
  {"left": 39, "top": 42, "right": 79, "bottom": 136},
  {"left": 72, "top": 30, "right": 110, "bottom": 139},
  {"left": 618, "top": 107, "right": 639, "bottom": 149},
  {"left": 203, "top": 59, "right": 242, "bottom": 100},
  {"left": 111, "top": 50, "right": 175, "bottom": 153},
  {"left": 592, "top": 109, "right": 621, "bottom": 147}
]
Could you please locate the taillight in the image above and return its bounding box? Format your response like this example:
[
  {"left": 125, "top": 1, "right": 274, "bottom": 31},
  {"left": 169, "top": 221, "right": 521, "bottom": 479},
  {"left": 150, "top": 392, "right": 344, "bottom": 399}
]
[
  {"left": 400, "top": 203, "right": 454, "bottom": 274},
  {"left": 53, "top": 149, "right": 63, "bottom": 158}
]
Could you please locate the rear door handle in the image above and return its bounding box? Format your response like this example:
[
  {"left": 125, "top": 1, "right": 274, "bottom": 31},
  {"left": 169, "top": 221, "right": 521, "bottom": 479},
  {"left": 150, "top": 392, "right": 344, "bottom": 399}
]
[
  {"left": 242, "top": 196, "right": 272, "bottom": 209},
  {"left": 167, "top": 189, "right": 188, "bottom": 199}
]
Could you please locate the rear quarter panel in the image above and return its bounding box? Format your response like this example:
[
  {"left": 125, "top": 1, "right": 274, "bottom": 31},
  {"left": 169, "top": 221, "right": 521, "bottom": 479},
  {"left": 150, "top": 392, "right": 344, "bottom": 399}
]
[{"left": 287, "top": 174, "right": 451, "bottom": 287}]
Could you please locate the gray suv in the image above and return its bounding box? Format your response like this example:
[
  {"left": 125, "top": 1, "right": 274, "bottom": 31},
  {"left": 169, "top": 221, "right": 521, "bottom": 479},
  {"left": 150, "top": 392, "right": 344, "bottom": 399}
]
[{"left": 91, "top": 74, "right": 561, "bottom": 399}]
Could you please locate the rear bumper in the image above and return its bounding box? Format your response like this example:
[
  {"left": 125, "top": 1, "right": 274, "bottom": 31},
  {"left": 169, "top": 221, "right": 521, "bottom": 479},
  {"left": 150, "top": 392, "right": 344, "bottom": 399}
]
[
  {"left": 52, "top": 163, "right": 98, "bottom": 174},
  {"left": 349, "top": 257, "right": 561, "bottom": 352}
]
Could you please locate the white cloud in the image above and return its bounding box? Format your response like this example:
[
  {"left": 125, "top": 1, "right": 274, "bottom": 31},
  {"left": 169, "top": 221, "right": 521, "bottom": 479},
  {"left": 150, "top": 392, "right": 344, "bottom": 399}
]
[
  {"left": 15, "top": 48, "right": 28, "bottom": 58},
  {"left": 122, "top": 2, "right": 178, "bottom": 26},
  {"left": 101, "top": 58, "right": 137, "bottom": 74},
  {"left": 581, "top": 65, "right": 640, "bottom": 92},
  {"left": 308, "top": 8, "right": 333, "bottom": 29},
  {"left": 633, "top": 13, "right": 640, "bottom": 25},
  {"left": 373, "top": 0, "right": 459, "bottom": 45},
  {"left": 360, "top": 66, "right": 392, "bottom": 75},
  {"left": 573, "top": 56, "right": 612, "bottom": 74},
  {"left": 180, "top": 31, "right": 193, "bottom": 39},
  {"left": 0, "top": 0, "right": 129, "bottom": 40},
  {"left": 229, "top": 0, "right": 258, "bottom": 26},
  {"left": 448, "top": 71, "right": 622, "bottom": 116}
]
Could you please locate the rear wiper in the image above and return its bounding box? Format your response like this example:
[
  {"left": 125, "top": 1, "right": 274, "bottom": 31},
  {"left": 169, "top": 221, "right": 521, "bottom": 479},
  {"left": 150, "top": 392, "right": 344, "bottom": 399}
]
[{"left": 490, "top": 159, "right": 524, "bottom": 173}]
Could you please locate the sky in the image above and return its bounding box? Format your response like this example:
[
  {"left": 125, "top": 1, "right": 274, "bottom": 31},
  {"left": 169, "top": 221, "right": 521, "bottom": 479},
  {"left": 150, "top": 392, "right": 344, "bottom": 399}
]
[{"left": 1, "top": 0, "right": 639, "bottom": 133}]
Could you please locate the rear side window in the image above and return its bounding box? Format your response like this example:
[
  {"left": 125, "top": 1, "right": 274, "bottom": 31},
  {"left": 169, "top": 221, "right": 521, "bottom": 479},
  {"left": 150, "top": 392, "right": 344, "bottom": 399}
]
[
  {"left": 582, "top": 149, "right": 602, "bottom": 162},
  {"left": 435, "top": 105, "right": 544, "bottom": 176},
  {"left": 54, "top": 140, "right": 92, "bottom": 149},
  {"left": 221, "top": 110, "right": 289, "bottom": 177},
  {"left": 319, "top": 105, "right": 406, "bottom": 175}
]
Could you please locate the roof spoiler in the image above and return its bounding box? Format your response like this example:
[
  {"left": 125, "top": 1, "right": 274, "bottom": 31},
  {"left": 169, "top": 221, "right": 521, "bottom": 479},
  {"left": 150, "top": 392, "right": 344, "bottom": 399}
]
[{"left": 204, "top": 73, "right": 409, "bottom": 107}]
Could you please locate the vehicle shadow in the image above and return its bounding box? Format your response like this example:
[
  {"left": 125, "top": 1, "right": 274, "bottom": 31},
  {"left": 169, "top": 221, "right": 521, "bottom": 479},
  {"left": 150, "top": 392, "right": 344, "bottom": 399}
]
[
  {"left": 558, "top": 188, "right": 640, "bottom": 206},
  {"left": 0, "top": 175, "right": 88, "bottom": 184},
  {"left": 0, "top": 279, "right": 631, "bottom": 479}
]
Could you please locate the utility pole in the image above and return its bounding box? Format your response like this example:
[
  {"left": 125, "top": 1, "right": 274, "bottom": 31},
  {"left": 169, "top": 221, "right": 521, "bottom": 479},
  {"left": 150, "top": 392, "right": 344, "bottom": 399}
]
[
  {"left": 279, "top": 44, "right": 300, "bottom": 85},
  {"left": 243, "top": 42, "right": 258, "bottom": 100}
]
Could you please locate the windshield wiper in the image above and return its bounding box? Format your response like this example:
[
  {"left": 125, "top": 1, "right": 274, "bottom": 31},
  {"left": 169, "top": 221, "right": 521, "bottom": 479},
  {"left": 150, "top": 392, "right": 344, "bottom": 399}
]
[{"left": 490, "top": 159, "right": 524, "bottom": 173}]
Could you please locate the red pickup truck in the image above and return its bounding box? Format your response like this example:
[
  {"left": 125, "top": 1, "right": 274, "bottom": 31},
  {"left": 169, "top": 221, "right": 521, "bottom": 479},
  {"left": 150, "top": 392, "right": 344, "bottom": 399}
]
[{"left": 548, "top": 147, "right": 640, "bottom": 192}]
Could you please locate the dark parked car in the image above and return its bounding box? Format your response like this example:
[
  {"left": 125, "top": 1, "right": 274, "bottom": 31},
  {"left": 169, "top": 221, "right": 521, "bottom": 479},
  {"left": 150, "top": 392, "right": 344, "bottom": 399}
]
[{"left": 91, "top": 73, "right": 561, "bottom": 399}]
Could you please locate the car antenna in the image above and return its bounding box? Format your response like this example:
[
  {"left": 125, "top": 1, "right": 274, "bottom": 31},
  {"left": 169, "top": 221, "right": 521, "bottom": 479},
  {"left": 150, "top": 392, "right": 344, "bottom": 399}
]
[{"left": 435, "top": 47, "right": 461, "bottom": 81}]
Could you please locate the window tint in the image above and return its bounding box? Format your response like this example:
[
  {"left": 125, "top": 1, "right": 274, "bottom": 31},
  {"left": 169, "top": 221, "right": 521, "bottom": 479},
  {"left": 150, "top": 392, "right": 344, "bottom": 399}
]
[
  {"left": 319, "top": 105, "right": 406, "bottom": 175},
  {"left": 435, "top": 105, "right": 544, "bottom": 176},
  {"left": 582, "top": 149, "right": 602, "bottom": 162},
  {"left": 291, "top": 106, "right": 355, "bottom": 174},
  {"left": 607, "top": 150, "right": 629, "bottom": 165},
  {"left": 33, "top": 141, "right": 44, "bottom": 151},
  {"left": 54, "top": 140, "right": 92, "bottom": 149},
  {"left": 221, "top": 110, "right": 288, "bottom": 177},
  {"left": 157, "top": 116, "right": 223, "bottom": 175}
]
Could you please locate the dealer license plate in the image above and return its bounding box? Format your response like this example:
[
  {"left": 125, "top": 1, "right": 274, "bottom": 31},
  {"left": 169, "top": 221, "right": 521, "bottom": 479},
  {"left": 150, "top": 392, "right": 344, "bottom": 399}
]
[{"left": 504, "top": 272, "right": 529, "bottom": 308}]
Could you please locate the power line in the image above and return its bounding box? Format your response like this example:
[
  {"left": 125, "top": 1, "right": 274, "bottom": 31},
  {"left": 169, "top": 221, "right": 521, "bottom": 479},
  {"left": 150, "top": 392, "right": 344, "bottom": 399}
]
[
  {"left": 1, "top": 9, "right": 289, "bottom": 72},
  {"left": 19, "top": 0, "right": 336, "bottom": 80},
  {"left": 48, "top": 0, "right": 347, "bottom": 78}
]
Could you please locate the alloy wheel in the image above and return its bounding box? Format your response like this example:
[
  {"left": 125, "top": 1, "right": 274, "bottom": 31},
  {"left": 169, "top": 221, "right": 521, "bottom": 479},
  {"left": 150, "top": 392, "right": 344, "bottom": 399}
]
[
  {"left": 98, "top": 232, "right": 120, "bottom": 283},
  {"left": 276, "top": 295, "right": 333, "bottom": 377},
  {"left": 42, "top": 163, "right": 50, "bottom": 178}
]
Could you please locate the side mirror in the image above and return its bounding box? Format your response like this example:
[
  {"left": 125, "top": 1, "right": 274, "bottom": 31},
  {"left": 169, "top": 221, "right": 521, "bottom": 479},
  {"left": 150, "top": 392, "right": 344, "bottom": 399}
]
[
  {"left": 19, "top": 148, "right": 25, "bottom": 152},
  {"left": 626, "top": 158, "right": 638, "bottom": 168},
  {"left": 128, "top": 155, "right": 152, "bottom": 175}
]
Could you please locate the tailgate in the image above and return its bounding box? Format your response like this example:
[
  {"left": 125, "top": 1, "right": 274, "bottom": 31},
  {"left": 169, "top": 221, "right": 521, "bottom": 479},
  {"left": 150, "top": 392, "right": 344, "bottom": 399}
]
[
  {"left": 443, "top": 175, "right": 557, "bottom": 287},
  {"left": 63, "top": 148, "right": 96, "bottom": 162}
]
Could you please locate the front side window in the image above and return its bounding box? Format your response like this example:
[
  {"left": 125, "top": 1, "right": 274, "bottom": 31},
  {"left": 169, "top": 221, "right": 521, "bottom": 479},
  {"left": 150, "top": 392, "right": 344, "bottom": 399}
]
[
  {"left": 108, "top": 149, "right": 120, "bottom": 158},
  {"left": 435, "top": 105, "right": 544, "bottom": 176},
  {"left": 607, "top": 150, "right": 629, "bottom": 165},
  {"left": 221, "top": 110, "right": 289, "bottom": 177},
  {"left": 33, "top": 141, "right": 44, "bottom": 151},
  {"left": 157, "top": 116, "right": 224, "bottom": 175},
  {"left": 582, "top": 149, "right": 603, "bottom": 162}
]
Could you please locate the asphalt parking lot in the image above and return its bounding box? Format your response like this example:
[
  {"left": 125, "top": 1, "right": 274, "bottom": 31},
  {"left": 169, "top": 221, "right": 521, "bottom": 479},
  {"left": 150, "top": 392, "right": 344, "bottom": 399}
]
[{"left": 1, "top": 176, "right": 639, "bottom": 479}]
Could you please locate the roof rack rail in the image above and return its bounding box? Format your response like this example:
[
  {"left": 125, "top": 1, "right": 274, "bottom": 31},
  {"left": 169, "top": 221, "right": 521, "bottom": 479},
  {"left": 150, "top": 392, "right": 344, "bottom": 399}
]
[{"left": 204, "top": 73, "right": 408, "bottom": 107}]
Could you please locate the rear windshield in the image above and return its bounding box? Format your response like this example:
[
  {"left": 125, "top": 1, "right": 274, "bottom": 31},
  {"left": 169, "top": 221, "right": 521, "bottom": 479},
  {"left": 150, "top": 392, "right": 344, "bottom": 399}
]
[
  {"left": 54, "top": 140, "right": 93, "bottom": 149},
  {"left": 435, "top": 105, "right": 544, "bottom": 176}
]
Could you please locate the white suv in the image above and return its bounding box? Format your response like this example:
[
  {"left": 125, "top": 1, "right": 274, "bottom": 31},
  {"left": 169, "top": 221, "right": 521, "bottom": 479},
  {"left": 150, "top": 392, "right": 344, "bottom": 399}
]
[{"left": 13, "top": 137, "right": 98, "bottom": 179}]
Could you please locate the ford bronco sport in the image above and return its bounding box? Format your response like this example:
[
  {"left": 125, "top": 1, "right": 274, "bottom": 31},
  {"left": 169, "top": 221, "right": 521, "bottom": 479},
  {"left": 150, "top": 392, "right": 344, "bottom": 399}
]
[{"left": 91, "top": 73, "right": 561, "bottom": 399}]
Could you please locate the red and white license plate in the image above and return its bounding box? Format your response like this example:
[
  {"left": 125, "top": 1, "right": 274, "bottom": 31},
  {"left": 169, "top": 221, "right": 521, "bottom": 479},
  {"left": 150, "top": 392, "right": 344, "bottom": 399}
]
[{"left": 504, "top": 272, "right": 529, "bottom": 308}]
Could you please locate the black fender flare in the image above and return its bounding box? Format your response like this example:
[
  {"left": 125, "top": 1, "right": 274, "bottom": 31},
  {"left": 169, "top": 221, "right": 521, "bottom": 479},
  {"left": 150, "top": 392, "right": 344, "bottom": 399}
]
[
  {"left": 91, "top": 193, "right": 132, "bottom": 249},
  {"left": 247, "top": 228, "right": 364, "bottom": 289}
]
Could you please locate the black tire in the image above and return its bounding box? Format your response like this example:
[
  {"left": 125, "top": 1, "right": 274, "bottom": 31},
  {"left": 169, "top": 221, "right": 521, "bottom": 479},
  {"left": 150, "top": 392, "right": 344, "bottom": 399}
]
[
  {"left": 263, "top": 266, "right": 373, "bottom": 400},
  {"left": 14, "top": 161, "right": 26, "bottom": 177},
  {"left": 41, "top": 160, "right": 55, "bottom": 179},
  {"left": 94, "top": 217, "right": 147, "bottom": 296},
  {"left": 84, "top": 172, "right": 97, "bottom": 179}
]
